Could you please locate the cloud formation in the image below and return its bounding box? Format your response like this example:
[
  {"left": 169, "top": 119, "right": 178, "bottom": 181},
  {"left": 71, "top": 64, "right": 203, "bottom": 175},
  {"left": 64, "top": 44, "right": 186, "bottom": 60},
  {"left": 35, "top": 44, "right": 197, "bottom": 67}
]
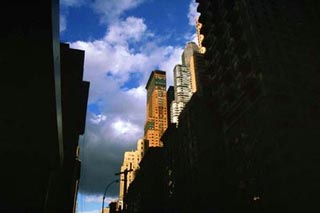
[
  {"left": 70, "top": 16, "right": 182, "bottom": 197},
  {"left": 92, "top": 0, "right": 145, "bottom": 23},
  {"left": 60, "top": 0, "right": 85, "bottom": 33},
  {"left": 105, "top": 17, "right": 148, "bottom": 45},
  {"left": 78, "top": 210, "right": 101, "bottom": 213},
  {"left": 187, "top": 0, "right": 199, "bottom": 26}
]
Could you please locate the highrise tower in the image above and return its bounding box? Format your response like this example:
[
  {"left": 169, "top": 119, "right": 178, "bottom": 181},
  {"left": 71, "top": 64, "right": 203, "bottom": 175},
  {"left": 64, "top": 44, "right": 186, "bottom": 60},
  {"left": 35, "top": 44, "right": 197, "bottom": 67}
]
[
  {"left": 171, "top": 65, "right": 192, "bottom": 124},
  {"left": 144, "top": 70, "right": 168, "bottom": 147},
  {"left": 118, "top": 139, "right": 146, "bottom": 205},
  {"left": 171, "top": 42, "right": 200, "bottom": 125}
]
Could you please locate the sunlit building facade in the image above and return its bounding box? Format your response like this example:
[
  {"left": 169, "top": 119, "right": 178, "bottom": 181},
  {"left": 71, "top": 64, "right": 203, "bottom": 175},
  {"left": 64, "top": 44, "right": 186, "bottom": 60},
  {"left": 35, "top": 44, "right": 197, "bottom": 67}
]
[
  {"left": 181, "top": 42, "right": 199, "bottom": 68},
  {"left": 171, "top": 65, "right": 191, "bottom": 124},
  {"left": 118, "top": 139, "right": 146, "bottom": 203},
  {"left": 171, "top": 42, "right": 200, "bottom": 125},
  {"left": 144, "top": 70, "right": 168, "bottom": 147}
]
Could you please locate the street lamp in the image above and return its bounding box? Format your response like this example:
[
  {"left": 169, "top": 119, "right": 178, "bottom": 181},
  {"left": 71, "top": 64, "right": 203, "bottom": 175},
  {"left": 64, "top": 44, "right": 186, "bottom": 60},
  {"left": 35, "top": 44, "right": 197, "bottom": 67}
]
[
  {"left": 102, "top": 179, "right": 119, "bottom": 213},
  {"left": 115, "top": 168, "right": 133, "bottom": 211}
]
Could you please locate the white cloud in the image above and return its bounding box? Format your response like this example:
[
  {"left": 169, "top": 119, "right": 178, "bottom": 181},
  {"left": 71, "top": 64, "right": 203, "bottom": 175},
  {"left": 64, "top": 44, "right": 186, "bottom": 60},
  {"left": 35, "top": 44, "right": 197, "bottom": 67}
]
[
  {"left": 84, "top": 195, "right": 103, "bottom": 203},
  {"left": 92, "top": 0, "right": 144, "bottom": 23},
  {"left": 111, "top": 119, "right": 141, "bottom": 137},
  {"left": 184, "top": 32, "right": 198, "bottom": 45},
  {"left": 126, "top": 85, "right": 145, "bottom": 99},
  {"left": 90, "top": 114, "right": 107, "bottom": 124},
  {"left": 187, "top": 0, "right": 199, "bottom": 26},
  {"left": 105, "top": 17, "right": 148, "bottom": 44},
  {"left": 190, "top": 32, "right": 198, "bottom": 43},
  {"left": 71, "top": 17, "right": 153, "bottom": 89},
  {"left": 78, "top": 210, "right": 101, "bottom": 213},
  {"left": 82, "top": 194, "right": 117, "bottom": 204},
  {"left": 69, "top": 14, "right": 182, "bottom": 196},
  {"left": 70, "top": 17, "right": 182, "bottom": 101}
]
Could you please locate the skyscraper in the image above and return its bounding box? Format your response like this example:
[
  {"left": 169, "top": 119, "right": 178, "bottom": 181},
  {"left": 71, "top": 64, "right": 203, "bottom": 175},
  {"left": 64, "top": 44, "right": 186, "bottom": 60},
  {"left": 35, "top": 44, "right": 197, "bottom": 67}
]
[
  {"left": 0, "top": 1, "right": 90, "bottom": 211},
  {"left": 144, "top": 70, "right": 168, "bottom": 147},
  {"left": 118, "top": 139, "right": 146, "bottom": 204},
  {"left": 171, "top": 65, "right": 191, "bottom": 124},
  {"left": 181, "top": 42, "right": 199, "bottom": 68},
  {"left": 189, "top": 51, "right": 206, "bottom": 95},
  {"left": 171, "top": 42, "right": 200, "bottom": 125}
]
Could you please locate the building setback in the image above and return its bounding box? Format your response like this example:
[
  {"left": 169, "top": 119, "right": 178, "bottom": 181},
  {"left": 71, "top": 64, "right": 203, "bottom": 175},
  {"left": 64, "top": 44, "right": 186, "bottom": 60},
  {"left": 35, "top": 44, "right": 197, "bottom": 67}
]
[
  {"left": 144, "top": 70, "right": 168, "bottom": 147},
  {"left": 118, "top": 139, "right": 147, "bottom": 206}
]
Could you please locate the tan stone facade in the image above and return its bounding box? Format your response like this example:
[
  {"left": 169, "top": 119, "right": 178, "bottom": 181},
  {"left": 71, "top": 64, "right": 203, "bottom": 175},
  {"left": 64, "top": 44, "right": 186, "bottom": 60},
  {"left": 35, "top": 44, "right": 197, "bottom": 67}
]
[
  {"left": 119, "top": 139, "right": 146, "bottom": 202},
  {"left": 144, "top": 71, "right": 168, "bottom": 147}
]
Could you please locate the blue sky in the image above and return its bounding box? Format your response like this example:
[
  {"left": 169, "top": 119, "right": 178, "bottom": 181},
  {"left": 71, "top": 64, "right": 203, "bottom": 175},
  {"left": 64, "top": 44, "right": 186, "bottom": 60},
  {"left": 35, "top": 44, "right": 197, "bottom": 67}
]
[{"left": 60, "top": 0, "right": 199, "bottom": 212}]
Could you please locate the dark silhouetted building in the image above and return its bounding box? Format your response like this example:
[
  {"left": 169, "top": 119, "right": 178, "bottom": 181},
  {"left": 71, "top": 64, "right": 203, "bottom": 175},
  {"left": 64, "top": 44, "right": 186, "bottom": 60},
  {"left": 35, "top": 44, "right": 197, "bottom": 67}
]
[
  {"left": 166, "top": 86, "right": 175, "bottom": 123},
  {"left": 126, "top": 148, "right": 166, "bottom": 213},
  {"left": 162, "top": 93, "right": 223, "bottom": 212},
  {"left": 0, "top": 1, "right": 89, "bottom": 212},
  {"left": 196, "top": 0, "right": 320, "bottom": 212},
  {"left": 45, "top": 43, "right": 89, "bottom": 212},
  {"left": 109, "top": 201, "right": 117, "bottom": 213}
]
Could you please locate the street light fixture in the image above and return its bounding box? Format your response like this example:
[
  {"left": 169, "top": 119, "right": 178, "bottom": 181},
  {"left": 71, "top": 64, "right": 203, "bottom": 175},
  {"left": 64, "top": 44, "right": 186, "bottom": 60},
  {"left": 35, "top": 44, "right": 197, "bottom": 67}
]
[{"left": 102, "top": 179, "right": 119, "bottom": 213}]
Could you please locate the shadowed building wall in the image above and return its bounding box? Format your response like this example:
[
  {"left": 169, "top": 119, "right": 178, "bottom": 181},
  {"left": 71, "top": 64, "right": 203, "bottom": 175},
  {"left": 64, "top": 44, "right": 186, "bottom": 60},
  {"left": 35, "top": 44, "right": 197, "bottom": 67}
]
[
  {"left": 126, "top": 148, "right": 166, "bottom": 213},
  {"left": 197, "top": 0, "right": 320, "bottom": 212},
  {"left": 0, "top": 1, "right": 89, "bottom": 212},
  {"left": 46, "top": 43, "right": 89, "bottom": 213}
]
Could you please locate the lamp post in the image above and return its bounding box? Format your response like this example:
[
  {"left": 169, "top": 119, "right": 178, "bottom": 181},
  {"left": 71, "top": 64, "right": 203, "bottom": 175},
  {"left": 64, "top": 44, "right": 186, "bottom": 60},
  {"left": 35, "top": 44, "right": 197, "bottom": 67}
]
[
  {"left": 102, "top": 179, "right": 119, "bottom": 213},
  {"left": 115, "top": 168, "right": 133, "bottom": 212}
]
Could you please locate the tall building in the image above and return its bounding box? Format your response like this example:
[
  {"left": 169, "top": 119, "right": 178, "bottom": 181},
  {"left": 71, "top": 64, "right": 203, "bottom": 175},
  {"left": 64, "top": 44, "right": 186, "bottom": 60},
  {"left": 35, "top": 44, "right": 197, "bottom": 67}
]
[
  {"left": 197, "top": 0, "right": 320, "bottom": 212},
  {"left": 189, "top": 51, "right": 206, "bottom": 95},
  {"left": 118, "top": 139, "right": 147, "bottom": 202},
  {"left": 171, "top": 42, "right": 200, "bottom": 125},
  {"left": 0, "top": 1, "right": 89, "bottom": 212},
  {"left": 119, "top": 151, "right": 138, "bottom": 202},
  {"left": 126, "top": 148, "right": 166, "bottom": 213},
  {"left": 144, "top": 70, "right": 168, "bottom": 147},
  {"left": 181, "top": 42, "right": 199, "bottom": 69},
  {"left": 171, "top": 65, "right": 191, "bottom": 124}
]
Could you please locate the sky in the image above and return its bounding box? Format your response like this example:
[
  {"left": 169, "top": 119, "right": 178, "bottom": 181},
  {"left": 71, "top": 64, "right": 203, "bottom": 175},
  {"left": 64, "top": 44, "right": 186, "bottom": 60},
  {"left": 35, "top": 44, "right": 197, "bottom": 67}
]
[{"left": 60, "top": 0, "right": 199, "bottom": 212}]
